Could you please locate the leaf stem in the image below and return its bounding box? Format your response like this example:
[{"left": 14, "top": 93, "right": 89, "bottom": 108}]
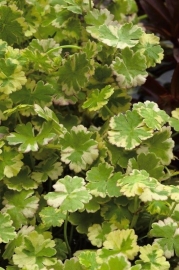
[
  {"left": 169, "top": 201, "right": 177, "bottom": 217},
  {"left": 46, "top": 45, "right": 81, "bottom": 55},
  {"left": 130, "top": 196, "right": 139, "bottom": 229},
  {"left": 89, "top": 0, "right": 92, "bottom": 10},
  {"left": 64, "top": 212, "right": 71, "bottom": 257},
  {"left": 16, "top": 112, "right": 22, "bottom": 124},
  {"left": 104, "top": 105, "right": 113, "bottom": 117}
]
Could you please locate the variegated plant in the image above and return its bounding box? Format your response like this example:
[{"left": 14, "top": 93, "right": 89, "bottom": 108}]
[{"left": 0, "top": 0, "right": 179, "bottom": 269}]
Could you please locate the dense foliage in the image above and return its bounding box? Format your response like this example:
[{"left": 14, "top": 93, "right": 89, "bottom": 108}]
[{"left": 0, "top": 0, "right": 179, "bottom": 269}]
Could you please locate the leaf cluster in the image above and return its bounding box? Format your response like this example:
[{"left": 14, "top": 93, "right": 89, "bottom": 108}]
[{"left": 0, "top": 0, "right": 179, "bottom": 269}]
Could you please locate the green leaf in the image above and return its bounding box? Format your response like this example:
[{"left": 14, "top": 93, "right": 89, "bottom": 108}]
[
  {"left": 137, "top": 127, "right": 174, "bottom": 165},
  {"left": 10, "top": 80, "right": 56, "bottom": 106},
  {"left": 111, "top": 47, "right": 147, "bottom": 88},
  {"left": 78, "top": 250, "right": 99, "bottom": 270},
  {"left": 97, "top": 23, "right": 143, "bottom": 49},
  {"left": 136, "top": 243, "right": 170, "bottom": 270},
  {"left": 82, "top": 85, "right": 114, "bottom": 111},
  {"left": 150, "top": 217, "right": 179, "bottom": 259},
  {"left": 40, "top": 207, "right": 66, "bottom": 227},
  {"left": 86, "top": 163, "right": 122, "bottom": 198},
  {"left": 0, "top": 212, "right": 16, "bottom": 243},
  {"left": 134, "top": 33, "right": 164, "bottom": 67},
  {"left": 7, "top": 122, "right": 56, "bottom": 153},
  {"left": 100, "top": 88, "right": 131, "bottom": 120},
  {"left": 0, "top": 5, "right": 24, "bottom": 44},
  {"left": 13, "top": 231, "right": 57, "bottom": 269},
  {"left": 117, "top": 170, "right": 168, "bottom": 202},
  {"left": 102, "top": 229, "right": 139, "bottom": 260},
  {"left": 147, "top": 200, "right": 170, "bottom": 216},
  {"left": 101, "top": 199, "right": 131, "bottom": 228},
  {"left": 34, "top": 104, "right": 66, "bottom": 135},
  {"left": 60, "top": 125, "right": 98, "bottom": 173},
  {"left": 58, "top": 53, "right": 92, "bottom": 95},
  {"left": 87, "top": 222, "right": 116, "bottom": 248},
  {"left": 0, "top": 58, "right": 27, "bottom": 94},
  {"left": 63, "top": 257, "right": 84, "bottom": 270},
  {"left": 0, "top": 146, "right": 23, "bottom": 180},
  {"left": 133, "top": 101, "right": 169, "bottom": 130},
  {"left": 45, "top": 176, "right": 92, "bottom": 212},
  {"left": 31, "top": 155, "right": 63, "bottom": 183},
  {"left": 97, "top": 254, "right": 131, "bottom": 270},
  {"left": 4, "top": 166, "right": 38, "bottom": 191},
  {"left": 69, "top": 210, "right": 103, "bottom": 234},
  {"left": 2, "top": 190, "right": 39, "bottom": 229},
  {"left": 127, "top": 153, "right": 165, "bottom": 180},
  {"left": 169, "top": 108, "right": 179, "bottom": 131},
  {"left": 108, "top": 110, "right": 152, "bottom": 150},
  {"left": 23, "top": 38, "right": 62, "bottom": 72}
]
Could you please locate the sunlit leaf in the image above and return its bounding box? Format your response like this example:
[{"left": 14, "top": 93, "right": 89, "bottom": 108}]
[
  {"left": 135, "top": 243, "right": 170, "bottom": 269},
  {"left": 150, "top": 217, "right": 179, "bottom": 259},
  {"left": 133, "top": 101, "right": 169, "bottom": 130},
  {"left": 111, "top": 47, "right": 147, "bottom": 88},
  {"left": 45, "top": 176, "right": 92, "bottom": 212},
  {"left": 0, "top": 213, "right": 16, "bottom": 243},
  {"left": 60, "top": 125, "right": 98, "bottom": 173},
  {"left": 108, "top": 110, "right": 152, "bottom": 150}
]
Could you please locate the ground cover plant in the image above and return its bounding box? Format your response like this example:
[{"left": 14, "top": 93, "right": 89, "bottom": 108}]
[{"left": 1, "top": 0, "right": 179, "bottom": 269}]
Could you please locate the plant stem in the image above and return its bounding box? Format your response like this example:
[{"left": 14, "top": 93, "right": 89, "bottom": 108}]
[
  {"left": 104, "top": 105, "right": 113, "bottom": 117},
  {"left": 130, "top": 196, "right": 139, "bottom": 229},
  {"left": 169, "top": 201, "right": 177, "bottom": 217},
  {"left": 46, "top": 45, "right": 81, "bottom": 55},
  {"left": 64, "top": 212, "right": 71, "bottom": 258},
  {"left": 89, "top": 0, "right": 92, "bottom": 10},
  {"left": 16, "top": 112, "right": 22, "bottom": 124}
]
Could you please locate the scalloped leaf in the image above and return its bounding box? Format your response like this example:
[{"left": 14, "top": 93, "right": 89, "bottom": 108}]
[
  {"left": 82, "top": 85, "right": 114, "bottom": 111},
  {"left": 97, "top": 23, "right": 143, "bottom": 49},
  {"left": 133, "top": 101, "right": 169, "bottom": 130},
  {"left": 111, "top": 48, "right": 147, "bottom": 88},
  {"left": 87, "top": 163, "right": 122, "bottom": 198},
  {"left": 127, "top": 153, "right": 165, "bottom": 180},
  {"left": 101, "top": 198, "right": 131, "bottom": 229},
  {"left": 137, "top": 127, "right": 174, "bottom": 165},
  {"left": 23, "top": 38, "right": 62, "bottom": 72},
  {"left": 13, "top": 231, "right": 57, "bottom": 269},
  {"left": 117, "top": 170, "right": 168, "bottom": 202},
  {"left": 97, "top": 254, "right": 131, "bottom": 270},
  {"left": 78, "top": 250, "right": 99, "bottom": 270},
  {"left": 134, "top": 33, "right": 164, "bottom": 67},
  {"left": 135, "top": 243, "right": 170, "bottom": 269},
  {"left": 100, "top": 88, "right": 131, "bottom": 120},
  {"left": 7, "top": 122, "right": 56, "bottom": 153},
  {"left": 102, "top": 229, "right": 139, "bottom": 260},
  {"left": 0, "top": 213, "right": 16, "bottom": 243},
  {"left": 150, "top": 217, "right": 179, "bottom": 259},
  {"left": 39, "top": 207, "right": 66, "bottom": 227},
  {"left": 0, "top": 58, "right": 27, "bottom": 94},
  {"left": 4, "top": 166, "right": 38, "bottom": 191},
  {"left": 0, "top": 5, "right": 24, "bottom": 44},
  {"left": 44, "top": 176, "right": 92, "bottom": 212},
  {"left": 10, "top": 80, "right": 56, "bottom": 107},
  {"left": 108, "top": 110, "right": 153, "bottom": 150},
  {"left": 0, "top": 146, "right": 23, "bottom": 180},
  {"left": 58, "top": 53, "right": 92, "bottom": 95},
  {"left": 2, "top": 190, "right": 39, "bottom": 229},
  {"left": 88, "top": 222, "right": 116, "bottom": 248},
  {"left": 31, "top": 155, "right": 63, "bottom": 183},
  {"left": 60, "top": 125, "right": 98, "bottom": 173}
]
